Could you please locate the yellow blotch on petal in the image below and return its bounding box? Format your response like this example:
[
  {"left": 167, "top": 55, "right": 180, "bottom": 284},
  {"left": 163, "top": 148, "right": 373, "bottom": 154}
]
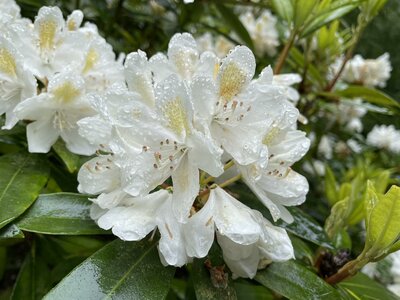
[
  {"left": 39, "top": 20, "right": 57, "bottom": 50},
  {"left": 82, "top": 48, "right": 99, "bottom": 74},
  {"left": 0, "top": 48, "right": 17, "bottom": 77},
  {"left": 263, "top": 126, "right": 280, "bottom": 146},
  {"left": 163, "top": 97, "right": 190, "bottom": 136},
  {"left": 218, "top": 62, "right": 247, "bottom": 102},
  {"left": 53, "top": 82, "right": 80, "bottom": 103},
  {"left": 67, "top": 19, "right": 77, "bottom": 31}
]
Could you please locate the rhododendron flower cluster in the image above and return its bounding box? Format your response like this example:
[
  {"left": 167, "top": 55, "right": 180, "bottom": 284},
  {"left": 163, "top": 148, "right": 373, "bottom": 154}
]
[
  {"left": 0, "top": 4, "right": 123, "bottom": 154},
  {"left": 0, "top": 4, "right": 310, "bottom": 279}
]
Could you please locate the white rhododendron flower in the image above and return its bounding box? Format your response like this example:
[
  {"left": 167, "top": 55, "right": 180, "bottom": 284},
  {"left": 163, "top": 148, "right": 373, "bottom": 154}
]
[
  {"left": 367, "top": 124, "right": 400, "bottom": 154},
  {"left": 331, "top": 53, "right": 392, "bottom": 88},
  {"left": 14, "top": 72, "right": 96, "bottom": 154},
  {"left": 0, "top": 36, "right": 36, "bottom": 129},
  {"left": 77, "top": 31, "right": 309, "bottom": 276},
  {"left": 239, "top": 10, "right": 279, "bottom": 57},
  {"left": 0, "top": 5, "right": 123, "bottom": 154}
]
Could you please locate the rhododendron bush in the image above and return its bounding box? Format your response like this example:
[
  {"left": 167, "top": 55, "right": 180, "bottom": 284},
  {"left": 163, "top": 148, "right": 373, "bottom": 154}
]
[{"left": 1, "top": 0, "right": 400, "bottom": 299}]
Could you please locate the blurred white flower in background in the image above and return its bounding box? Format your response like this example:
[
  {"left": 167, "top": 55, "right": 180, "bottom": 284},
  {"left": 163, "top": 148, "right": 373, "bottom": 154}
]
[
  {"left": 367, "top": 124, "right": 400, "bottom": 154},
  {"left": 331, "top": 53, "right": 392, "bottom": 88},
  {"left": 196, "top": 32, "right": 235, "bottom": 58},
  {"left": 239, "top": 10, "right": 279, "bottom": 57}
]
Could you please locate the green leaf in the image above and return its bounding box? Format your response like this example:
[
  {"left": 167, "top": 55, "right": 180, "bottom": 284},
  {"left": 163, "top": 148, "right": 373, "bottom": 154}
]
[
  {"left": 44, "top": 239, "right": 175, "bottom": 300},
  {"left": 52, "top": 139, "right": 81, "bottom": 173},
  {"left": 279, "top": 207, "right": 334, "bottom": 249},
  {"left": 322, "top": 86, "right": 400, "bottom": 111},
  {"left": 17, "top": 193, "right": 107, "bottom": 235},
  {"left": 325, "top": 165, "right": 338, "bottom": 205},
  {"left": 11, "top": 245, "right": 52, "bottom": 300},
  {"left": 215, "top": 4, "right": 255, "bottom": 51},
  {"left": 291, "top": 236, "right": 314, "bottom": 263},
  {"left": 338, "top": 272, "right": 399, "bottom": 300},
  {"left": 365, "top": 185, "right": 400, "bottom": 252},
  {"left": 271, "top": 0, "right": 294, "bottom": 23},
  {"left": 234, "top": 281, "right": 273, "bottom": 300},
  {"left": 255, "top": 260, "right": 341, "bottom": 300},
  {"left": 302, "top": 1, "right": 362, "bottom": 37},
  {"left": 0, "top": 224, "right": 24, "bottom": 246},
  {"left": 192, "top": 257, "right": 237, "bottom": 300},
  {"left": 0, "top": 152, "right": 49, "bottom": 229},
  {"left": 294, "top": 0, "right": 318, "bottom": 29}
]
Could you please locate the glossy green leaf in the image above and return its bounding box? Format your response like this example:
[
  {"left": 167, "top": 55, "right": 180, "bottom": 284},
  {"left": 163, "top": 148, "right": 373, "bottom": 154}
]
[
  {"left": 280, "top": 207, "right": 334, "bottom": 249},
  {"left": 0, "top": 224, "right": 24, "bottom": 246},
  {"left": 365, "top": 185, "right": 400, "bottom": 252},
  {"left": 44, "top": 239, "right": 175, "bottom": 300},
  {"left": 52, "top": 139, "right": 81, "bottom": 173},
  {"left": 0, "top": 152, "right": 49, "bottom": 230},
  {"left": 215, "top": 3, "right": 255, "bottom": 51},
  {"left": 234, "top": 281, "right": 273, "bottom": 300},
  {"left": 291, "top": 236, "right": 314, "bottom": 263},
  {"left": 17, "top": 193, "right": 107, "bottom": 235},
  {"left": 192, "top": 257, "right": 237, "bottom": 300},
  {"left": 338, "top": 273, "right": 398, "bottom": 300},
  {"left": 255, "top": 260, "right": 341, "bottom": 300}
]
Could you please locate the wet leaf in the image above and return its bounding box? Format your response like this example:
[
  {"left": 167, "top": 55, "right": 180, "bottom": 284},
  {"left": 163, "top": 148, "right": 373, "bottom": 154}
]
[
  {"left": 17, "top": 193, "right": 107, "bottom": 235},
  {"left": 338, "top": 273, "right": 398, "bottom": 300},
  {"left": 0, "top": 152, "right": 49, "bottom": 230},
  {"left": 255, "top": 260, "right": 341, "bottom": 300},
  {"left": 44, "top": 239, "right": 175, "bottom": 300}
]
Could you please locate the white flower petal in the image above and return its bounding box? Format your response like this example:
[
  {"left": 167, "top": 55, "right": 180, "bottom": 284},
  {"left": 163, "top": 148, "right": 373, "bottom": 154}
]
[
  {"left": 253, "top": 211, "right": 294, "bottom": 261},
  {"left": 168, "top": 33, "right": 199, "bottom": 80},
  {"left": 212, "top": 187, "right": 260, "bottom": 245},
  {"left": 97, "top": 190, "right": 169, "bottom": 241},
  {"left": 183, "top": 193, "right": 215, "bottom": 258},
  {"left": 171, "top": 154, "right": 199, "bottom": 223},
  {"left": 77, "top": 155, "right": 120, "bottom": 195},
  {"left": 124, "top": 50, "right": 154, "bottom": 106},
  {"left": 26, "top": 117, "right": 59, "bottom": 153},
  {"left": 188, "top": 129, "right": 223, "bottom": 177},
  {"left": 217, "top": 46, "right": 255, "bottom": 102},
  {"left": 157, "top": 198, "right": 190, "bottom": 267},
  {"left": 155, "top": 74, "right": 192, "bottom": 141},
  {"left": 217, "top": 232, "right": 260, "bottom": 278},
  {"left": 190, "top": 76, "right": 217, "bottom": 123},
  {"left": 77, "top": 115, "right": 112, "bottom": 146}
]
